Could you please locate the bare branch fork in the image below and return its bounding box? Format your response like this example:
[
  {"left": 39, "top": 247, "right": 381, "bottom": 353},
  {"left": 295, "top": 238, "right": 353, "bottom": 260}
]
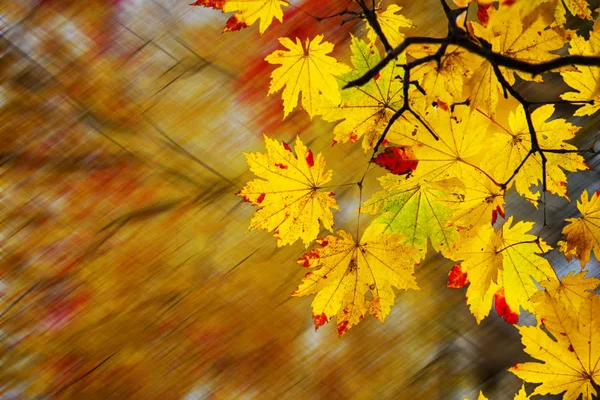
[{"left": 347, "top": 0, "right": 600, "bottom": 192}]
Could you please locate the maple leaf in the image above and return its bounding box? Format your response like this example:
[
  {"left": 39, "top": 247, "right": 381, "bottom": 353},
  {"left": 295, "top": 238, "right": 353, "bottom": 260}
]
[
  {"left": 510, "top": 287, "right": 600, "bottom": 400},
  {"left": 387, "top": 106, "right": 493, "bottom": 184},
  {"left": 482, "top": 104, "right": 586, "bottom": 203},
  {"left": 409, "top": 43, "right": 478, "bottom": 104},
  {"left": 362, "top": 177, "right": 458, "bottom": 261},
  {"left": 292, "top": 224, "right": 418, "bottom": 336},
  {"left": 265, "top": 35, "right": 350, "bottom": 119},
  {"left": 365, "top": 3, "right": 413, "bottom": 48},
  {"left": 471, "top": 384, "right": 531, "bottom": 400},
  {"left": 561, "top": 31, "right": 600, "bottom": 116},
  {"left": 434, "top": 173, "right": 506, "bottom": 228},
  {"left": 191, "top": 0, "right": 289, "bottom": 34},
  {"left": 558, "top": 190, "right": 600, "bottom": 267},
  {"left": 238, "top": 135, "right": 339, "bottom": 247},
  {"left": 556, "top": 0, "right": 593, "bottom": 22},
  {"left": 541, "top": 271, "right": 600, "bottom": 314},
  {"left": 320, "top": 36, "right": 406, "bottom": 151},
  {"left": 469, "top": 11, "right": 563, "bottom": 115},
  {"left": 449, "top": 217, "right": 557, "bottom": 323}
]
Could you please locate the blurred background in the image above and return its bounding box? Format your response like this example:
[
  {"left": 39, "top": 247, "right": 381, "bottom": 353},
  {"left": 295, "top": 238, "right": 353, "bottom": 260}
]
[{"left": 0, "top": 0, "right": 599, "bottom": 399}]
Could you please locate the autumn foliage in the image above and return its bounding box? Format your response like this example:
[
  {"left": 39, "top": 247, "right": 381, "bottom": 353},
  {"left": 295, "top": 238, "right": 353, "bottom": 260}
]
[
  {"left": 207, "top": 0, "right": 600, "bottom": 399},
  {"left": 1, "top": 0, "right": 600, "bottom": 398}
]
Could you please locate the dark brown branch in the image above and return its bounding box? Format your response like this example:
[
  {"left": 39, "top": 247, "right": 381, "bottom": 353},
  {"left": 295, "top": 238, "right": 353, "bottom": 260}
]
[{"left": 355, "top": 0, "right": 392, "bottom": 53}]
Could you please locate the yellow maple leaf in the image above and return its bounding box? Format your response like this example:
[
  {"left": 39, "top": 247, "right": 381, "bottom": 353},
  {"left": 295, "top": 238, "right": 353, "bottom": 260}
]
[
  {"left": 556, "top": 0, "right": 593, "bottom": 22},
  {"left": 541, "top": 271, "right": 600, "bottom": 314},
  {"left": 558, "top": 190, "right": 600, "bottom": 267},
  {"left": 482, "top": 104, "right": 586, "bottom": 204},
  {"left": 409, "top": 44, "right": 479, "bottom": 104},
  {"left": 292, "top": 224, "right": 418, "bottom": 336},
  {"left": 265, "top": 35, "right": 351, "bottom": 119},
  {"left": 449, "top": 217, "right": 557, "bottom": 323},
  {"left": 469, "top": 385, "right": 531, "bottom": 400},
  {"left": 469, "top": 12, "right": 563, "bottom": 115},
  {"left": 320, "top": 36, "right": 406, "bottom": 151},
  {"left": 238, "top": 135, "right": 339, "bottom": 247},
  {"left": 434, "top": 172, "right": 505, "bottom": 229},
  {"left": 561, "top": 32, "right": 600, "bottom": 116},
  {"left": 387, "top": 105, "right": 493, "bottom": 183},
  {"left": 510, "top": 288, "right": 600, "bottom": 400},
  {"left": 365, "top": 3, "right": 413, "bottom": 48},
  {"left": 192, "top": 0, "right": 289, "bottom": 34}
]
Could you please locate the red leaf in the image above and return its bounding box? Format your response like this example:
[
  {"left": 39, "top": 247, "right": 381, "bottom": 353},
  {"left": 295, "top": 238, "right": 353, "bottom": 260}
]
[
  {"left": 447, "top": 265, "right": 469, "bottom": 288},
  {"left": 494, "top": 289, "right": 519, "bottom": 324},
  {"left": 373, "top": 146, "right": 418, "bottom": 175}
]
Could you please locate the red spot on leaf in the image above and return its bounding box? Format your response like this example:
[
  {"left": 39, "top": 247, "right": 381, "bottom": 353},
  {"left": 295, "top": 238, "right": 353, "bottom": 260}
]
[
  {"left": 541, "top": 317, "right": 546, "bottom": 326},
  {"left": 568, "top": 344, "right": 574, "bottom": 352},
  {"left": 494, "top": 289, "right": 519, "bottom": 324},
  {"left": 223, "top": 15, "right": 248, "bottom": 32},
  {"left": 313, "top": 313, "right": 328, "bottom": 330},
  {"left": 275, "top": 163, "right": 288, "bottom": 169},
  {"left": 477, "top": 4, "right": 492, "bottom": 26},
  {"left": 319, "top": 240, "right": 329, "bottom": 247},
  {"left": 373, "top": 146, "right": 419, "bottom": 175},
  {"left": 328, "top": 192, "right": 335, "bottom": 197},
  {"left": 492, "top": 205, "right": 505, "bottom": 224},
  {"left": 437, "top": 100, "right": 449, "bottom": 111},
  {"left": 337, "top": 320, "right": 349, "bottom": 336},
  {"left": 304, "top": 271, "right": 313, "bottom": 279},
  {"left": 282, "top": 141, "right": 292, "bottom": 152},
  {"left": 256, "top": 193, "right": 266, "bottom": 204},
  {"left": 297, "top": 249, "right": 320, "bottom": 267},
  {"left": 382, "top": 139, "right": 389, "bottom": 146},
  {"left": 332, "top": 140, "right": 338, "bottom": 146},
  {"left": 502, "top": 0, "right": 516, "bottom": 5},
  {"left": 447, "top": 265, "right": 469, "bottom": 288},
  {"left": 373, "top": 72, "right": 381, "bottom": 81},
  {"left": 349, "top": 133, "right": 359, "bottom": 143},
  {"left": 595, "top": 190, "right": 600, "bottom": 197},
  {"left": 306, "top": 149, "right": 315, "bottom": 167},
  {"left": 559, "top": 181, "right": 566, "bottom": 186}
]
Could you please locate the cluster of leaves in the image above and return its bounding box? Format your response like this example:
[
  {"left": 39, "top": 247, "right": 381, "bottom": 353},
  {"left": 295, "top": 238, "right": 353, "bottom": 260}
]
[{"left": 194, "top": 0, "right": 600, "bottom": 398}]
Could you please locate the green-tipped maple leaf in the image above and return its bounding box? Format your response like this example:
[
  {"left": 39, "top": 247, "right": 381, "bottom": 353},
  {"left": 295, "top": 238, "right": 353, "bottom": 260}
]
[
  {"left": 320, "top": 36, "right": 406, "bottom": 151},
  {"left": 362, "top": 178, "right": 458, "bottom": 261}
]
